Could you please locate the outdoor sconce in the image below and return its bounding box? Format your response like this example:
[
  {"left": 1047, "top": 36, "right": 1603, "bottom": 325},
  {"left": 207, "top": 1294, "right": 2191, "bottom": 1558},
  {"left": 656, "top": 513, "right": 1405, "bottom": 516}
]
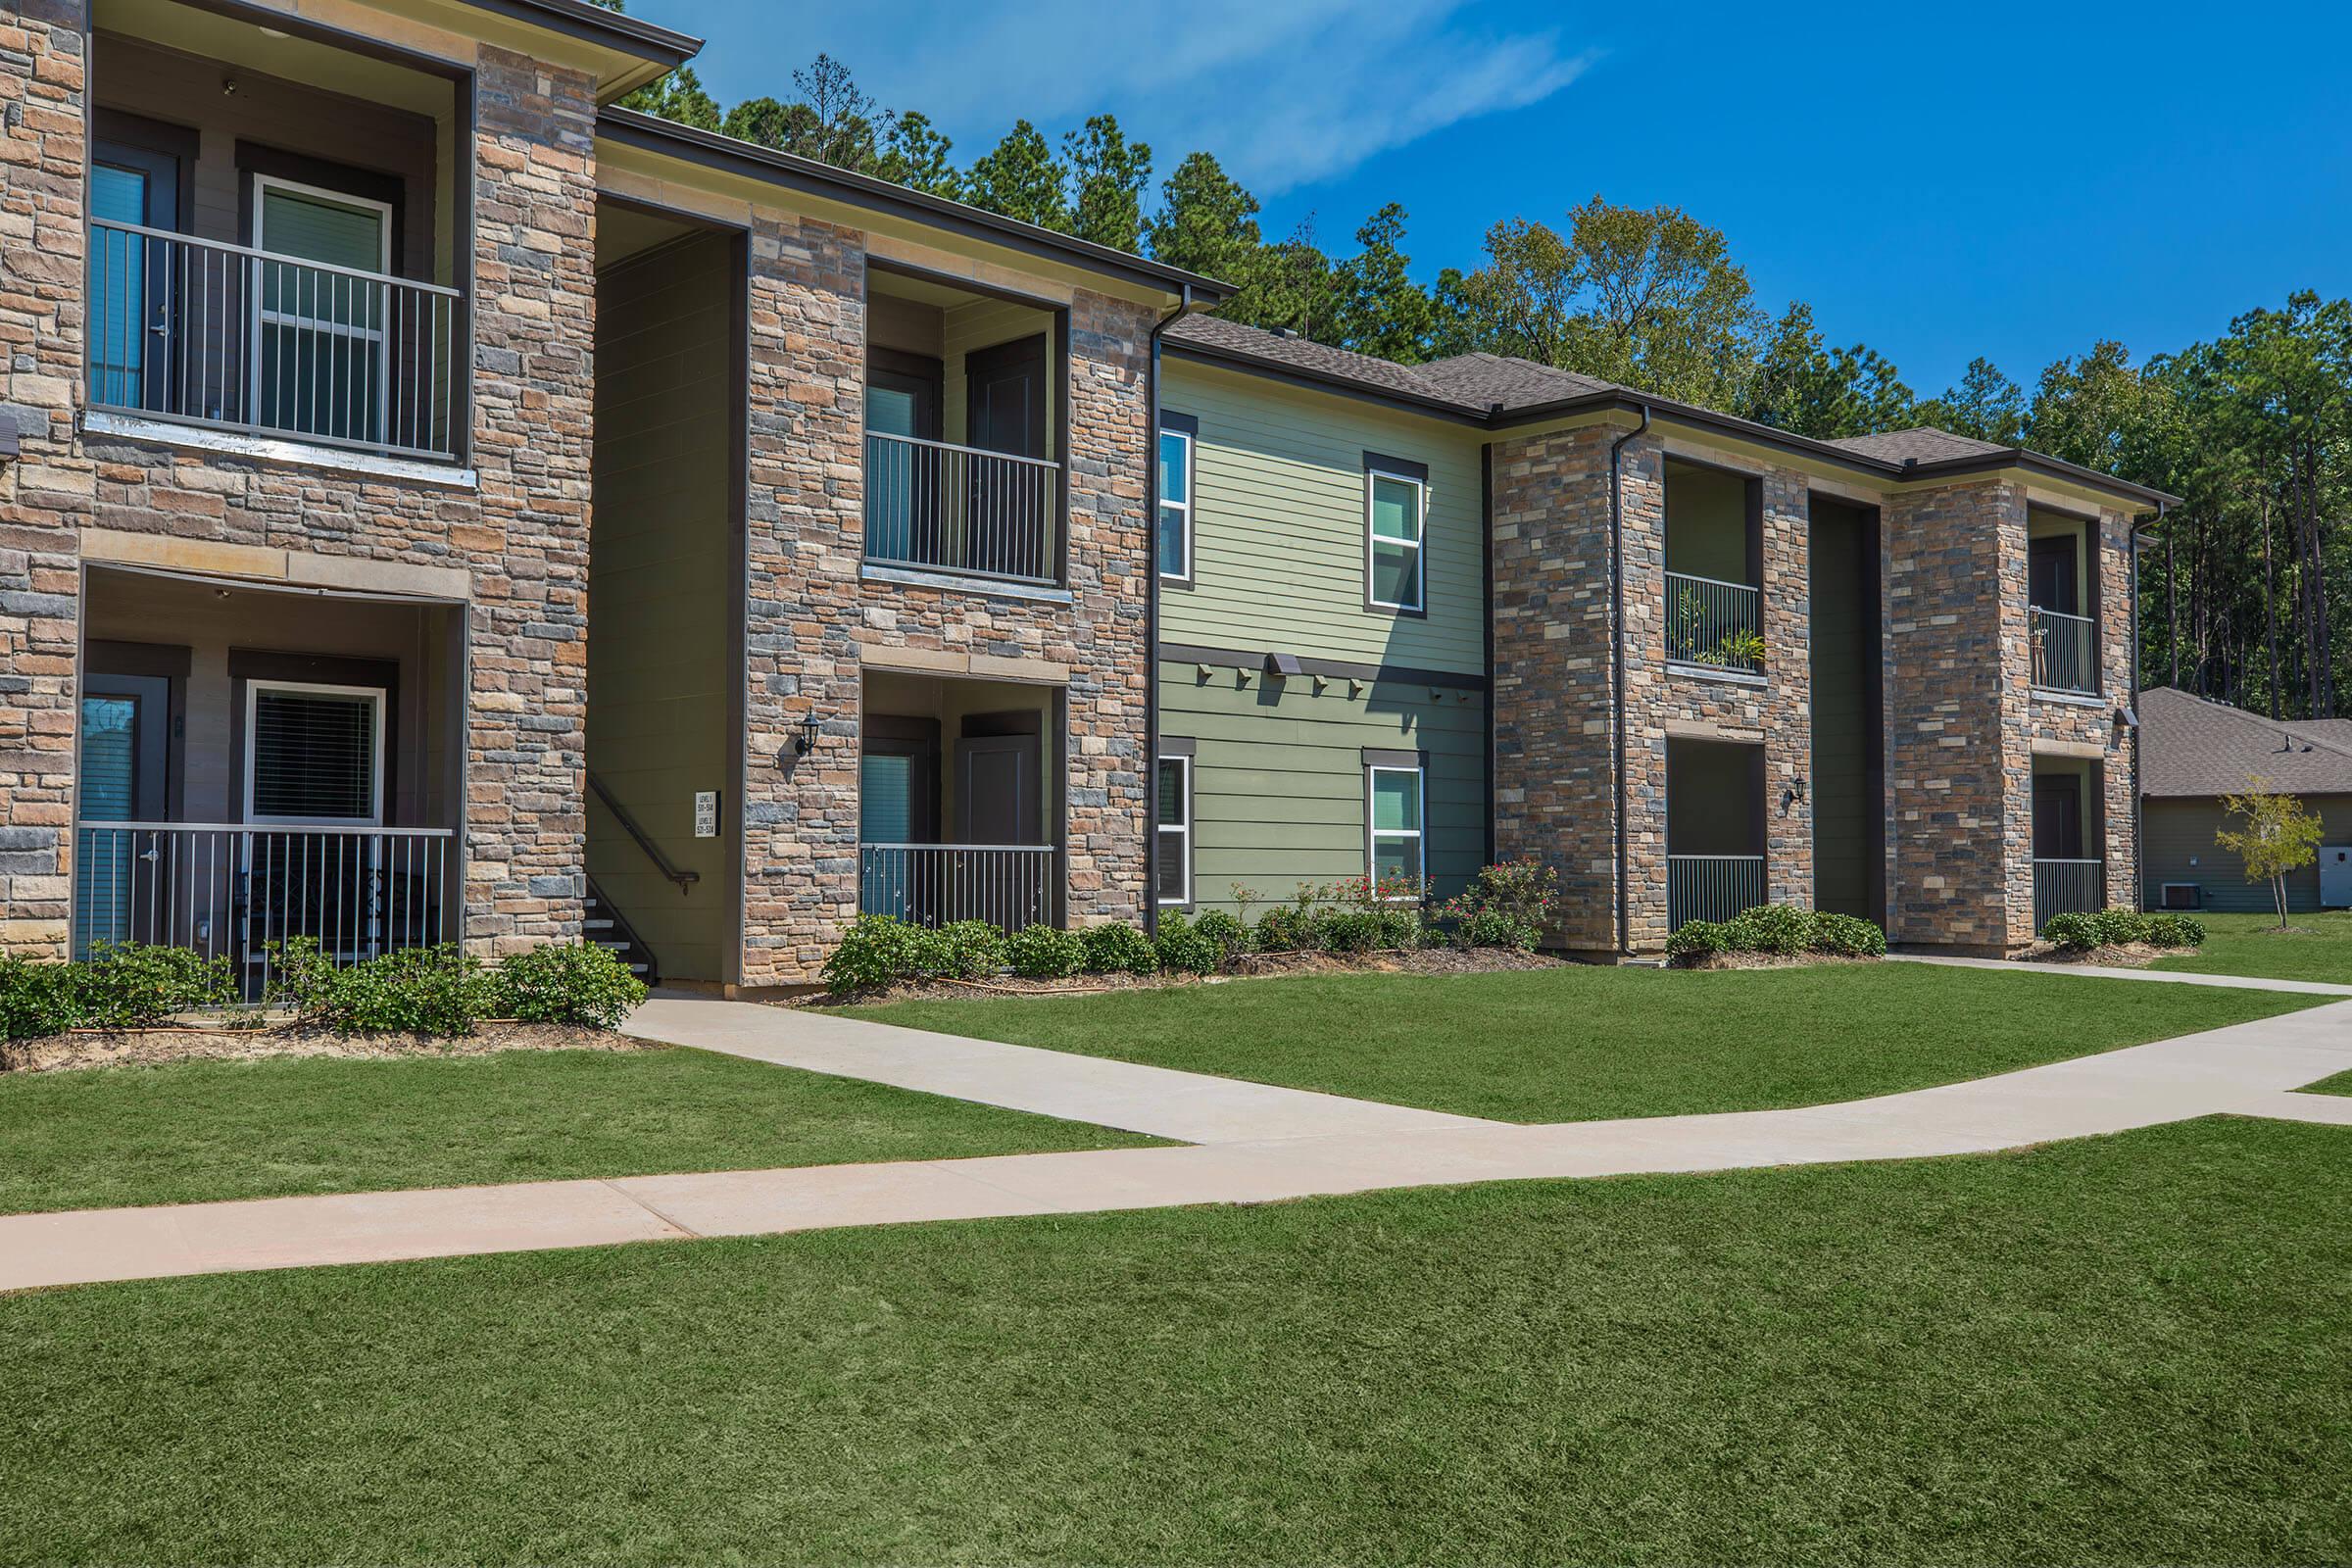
[
  {"left": 1783, "top": 775, "right": 1807, "bottom": 815},
  {"left": 791, "top": 711, "right": 821, "bottom": 759}
]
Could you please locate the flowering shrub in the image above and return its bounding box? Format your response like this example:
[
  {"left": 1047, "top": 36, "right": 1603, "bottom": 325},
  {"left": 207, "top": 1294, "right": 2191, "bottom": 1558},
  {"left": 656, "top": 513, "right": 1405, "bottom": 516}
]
[{"left": 1437, "top": 860, "right": 1559, "bottom": 950}]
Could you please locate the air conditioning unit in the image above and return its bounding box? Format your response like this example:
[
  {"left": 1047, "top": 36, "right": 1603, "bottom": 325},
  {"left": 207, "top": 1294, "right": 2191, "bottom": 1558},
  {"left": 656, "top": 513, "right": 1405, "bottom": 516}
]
[{"left": 2159, "top": 883, "right": 2203, "bottom": 910}]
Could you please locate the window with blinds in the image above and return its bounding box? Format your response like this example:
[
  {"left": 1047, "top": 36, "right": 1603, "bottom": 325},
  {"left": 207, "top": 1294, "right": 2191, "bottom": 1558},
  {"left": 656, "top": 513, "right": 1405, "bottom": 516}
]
[{"left": 249, "top": 685, "right": 380, "bottom": 822}]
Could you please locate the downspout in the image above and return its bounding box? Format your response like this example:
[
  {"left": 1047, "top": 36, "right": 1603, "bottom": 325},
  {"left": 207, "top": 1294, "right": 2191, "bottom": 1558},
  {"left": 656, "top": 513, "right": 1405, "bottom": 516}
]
[
  {"left": 2132, "top": 503, "right": 2162, "bottom": 911},
  {"left": 1607, "top": 403, "right": 1650, "bottom": 956},
  {"left": 1143, "top": 282, "right": 1198, "bottom": 936}
]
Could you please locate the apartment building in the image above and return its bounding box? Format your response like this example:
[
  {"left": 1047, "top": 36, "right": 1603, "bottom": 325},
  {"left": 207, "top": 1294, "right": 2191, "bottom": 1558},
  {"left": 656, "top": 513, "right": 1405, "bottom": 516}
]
[{"left": 0, "top": 0, "right": 2169, "bottom": 990}]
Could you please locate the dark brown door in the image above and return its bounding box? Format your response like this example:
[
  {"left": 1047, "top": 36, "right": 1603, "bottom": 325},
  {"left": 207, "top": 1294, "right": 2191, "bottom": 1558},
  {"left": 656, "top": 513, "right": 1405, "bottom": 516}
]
[
  {"left": 2033, "top": 775, "right": 2082, "bottom": 860},
  {"left": 2029, "top": 535, "right": 2078, "bottom": 613},
  {"left": 955, "top": 734, "right": 1041, "bottom": 846},
  {"left": 965, "top": 334, "right": 1047, "bottom": 459}
]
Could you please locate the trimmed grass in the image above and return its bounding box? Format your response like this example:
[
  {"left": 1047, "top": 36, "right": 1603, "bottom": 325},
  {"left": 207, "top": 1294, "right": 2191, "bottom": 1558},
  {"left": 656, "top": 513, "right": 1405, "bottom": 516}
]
[
  {"left": 4, "top": 1117, "right": 2349, "bottom": 1564},
  {"left": 0, "top": 1047, "right": 1157, "bottom": 1215},
  {"left": 2147, "top": 908, "right": 2352, "bottom": 984},
  {"left": 851, "top": 962, "right": 2320, "bottom": 1123},
  {"left": 2306, "top": 1068, "right": 2352, "bottom": 1097}
]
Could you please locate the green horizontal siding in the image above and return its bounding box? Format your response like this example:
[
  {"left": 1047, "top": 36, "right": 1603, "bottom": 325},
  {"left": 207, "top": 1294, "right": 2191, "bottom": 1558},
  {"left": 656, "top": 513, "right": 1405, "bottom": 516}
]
[
  {"left": 1160, "top": 360, "right": 1486, "bottom": 674},
  {"left": 1160, "top": 667, "right": 1487, "bottom": 914},
  {"left": 2142, "top": 796, "right": 2350, "bottom": 913}
]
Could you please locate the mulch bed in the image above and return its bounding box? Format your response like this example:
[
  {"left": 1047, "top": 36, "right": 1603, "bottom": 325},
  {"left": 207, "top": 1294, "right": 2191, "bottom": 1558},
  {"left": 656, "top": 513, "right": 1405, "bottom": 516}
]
[
  {"left": 1, "top": 1020, "right": 646, "bottom": 1075},
  {"left": 813, "top": 945, "right": 1565, "bottom": 1007},
  {"left": 2010, "top": 942, "right": 2184, "bottom": 968},
  {"left": 1668, "top": 952, "right": 1883, "bottom": 971}
]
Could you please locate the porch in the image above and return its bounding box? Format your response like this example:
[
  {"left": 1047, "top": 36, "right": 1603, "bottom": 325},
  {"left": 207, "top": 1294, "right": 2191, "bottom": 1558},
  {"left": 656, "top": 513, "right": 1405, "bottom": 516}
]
[
  {"left": 858, "top": 671, "right": 1062, "bottom": 930},
  {"left": 1665, "top": 737, "right": 1768, "bottom": 931},
  {"left": 74, "top": 566, "right": 465, "bottom": 991},
  {"left": 2032, "top": 758, "right": 2106, "bottom": 931},
  {"left": 862, "top": 266, "right": 1064, "bottom": 586},
  {"left": 2028, "top": 508, "right": 2098, "bottom": 695},
  {"left": 85, "top": 0, "right": 466, "bottom": 463}
]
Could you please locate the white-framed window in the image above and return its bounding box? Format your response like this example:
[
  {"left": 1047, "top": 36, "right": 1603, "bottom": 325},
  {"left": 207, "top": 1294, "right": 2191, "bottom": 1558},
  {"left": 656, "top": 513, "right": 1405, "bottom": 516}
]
[
  {"left": 1155, "top": 754, "right": 1192, "bottom": 906},
  {"left": 1366, "top": 763, "right": 1423, "bottom": 890},
  {"left": 1365, "top": 460, "right": 1425, "bottom": 613},
  {"left": 251, "top": 173, "right": 396, "bottom": 447},
  {"left": 251, "top": 173, "right": 395, "bottom": 273},
  {"left": 1158, "top": 414, "right": 1196, "bottom": 582},
  {"left": 244, "top": 679, "right": 385, "bottom": 826}
]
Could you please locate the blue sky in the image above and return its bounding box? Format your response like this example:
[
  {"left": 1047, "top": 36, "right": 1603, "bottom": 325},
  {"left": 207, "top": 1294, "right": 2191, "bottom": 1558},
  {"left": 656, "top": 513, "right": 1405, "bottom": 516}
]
[{"left": 640, "top": 0, "right": 2352, "bottom": 394}]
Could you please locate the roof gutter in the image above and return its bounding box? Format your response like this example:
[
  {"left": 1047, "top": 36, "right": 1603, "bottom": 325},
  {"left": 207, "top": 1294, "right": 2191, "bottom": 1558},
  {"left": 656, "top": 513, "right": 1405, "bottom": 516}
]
[
  {"left": 1144, "top": 282, "right": 1200, "bottom": 935},
  {"left": 1608, "top": 403, "right": 1650, "bottom": 957}
]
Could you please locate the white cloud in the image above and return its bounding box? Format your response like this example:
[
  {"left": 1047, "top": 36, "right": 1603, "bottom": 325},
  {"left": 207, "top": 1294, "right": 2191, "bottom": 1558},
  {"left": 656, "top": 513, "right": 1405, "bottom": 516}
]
[{"left": 700, "top": 0, "right": 1591, "bottom": 194}]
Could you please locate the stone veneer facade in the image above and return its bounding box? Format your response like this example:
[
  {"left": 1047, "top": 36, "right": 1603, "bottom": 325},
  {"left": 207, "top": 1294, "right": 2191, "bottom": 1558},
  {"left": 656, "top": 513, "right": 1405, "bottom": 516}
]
[
  {"left": 735, "top": 212, "right": 1154, "bottom": 987},
  {"left": 1496, "top": 422, "right": 2137, "bottom": 956},
  {"left": 0, "top": 5, "right": 598, "bottom": 957}
]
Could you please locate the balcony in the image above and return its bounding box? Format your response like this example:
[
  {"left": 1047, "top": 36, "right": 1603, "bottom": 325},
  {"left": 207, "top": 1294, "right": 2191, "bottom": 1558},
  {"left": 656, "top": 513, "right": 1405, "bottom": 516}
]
[
  {"left": 1666, "top": 570, "right": 1764, "bottom": 675},
  {"left": 2031, "top": 606, "right": 2096, "bottom": 695},
  {"left": 862, "top": 431, "right": 1061, "bottom": 585},
  {"left": 1665, "top": 736, "right": 1769, "bottom": 932},
  {"left": 858, "top": 844, "right": 1055, "bottom": 930},
  {"left": 863, "top": 263, "right": 1064, "bottom": 588},
  {"left": 88, "top": 221, "right": 463, "bottom": 463}
]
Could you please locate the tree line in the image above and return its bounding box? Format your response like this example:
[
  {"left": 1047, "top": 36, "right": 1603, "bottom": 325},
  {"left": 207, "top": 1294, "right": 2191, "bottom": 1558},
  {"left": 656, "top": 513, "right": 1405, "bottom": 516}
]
[{"left": 609, "top": 41, "right": 2351, "bottom": 720}]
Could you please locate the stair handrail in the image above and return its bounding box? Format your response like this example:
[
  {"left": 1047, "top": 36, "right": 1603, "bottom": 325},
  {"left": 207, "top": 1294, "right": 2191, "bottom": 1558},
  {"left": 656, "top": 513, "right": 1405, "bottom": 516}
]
[{"left": 587, "top": 770, "right": 701, "bottom": 893}]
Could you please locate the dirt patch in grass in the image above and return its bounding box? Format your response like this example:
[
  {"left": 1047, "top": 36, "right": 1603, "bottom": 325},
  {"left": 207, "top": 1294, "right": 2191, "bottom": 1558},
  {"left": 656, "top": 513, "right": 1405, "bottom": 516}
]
[
  {"left": 2, "top": 1020, "right": 644, "bottom": 1075},
  {"left": 813, "top": 945, "right": 1565, "bottom": 1007}
]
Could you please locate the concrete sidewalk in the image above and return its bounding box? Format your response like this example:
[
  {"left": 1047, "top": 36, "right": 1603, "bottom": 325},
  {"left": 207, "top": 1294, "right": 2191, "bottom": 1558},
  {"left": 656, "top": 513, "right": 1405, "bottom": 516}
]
[
  {"left": 623, "top": 997, "right": 1500, "bottom": 1143},
  {"left": 1888, "top": 953, "right": 2352, "bottom": 996},
  {"left": 7, "top": 997, "right": 2348, "bottom": 1294}
]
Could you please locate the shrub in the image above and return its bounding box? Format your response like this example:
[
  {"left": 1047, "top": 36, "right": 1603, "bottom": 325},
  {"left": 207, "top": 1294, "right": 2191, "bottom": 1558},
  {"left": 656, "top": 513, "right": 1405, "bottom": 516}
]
[
  {"left": 1004, "top": 923, "right": 1085, "bottom": 980},
  {"left": 1079, "top": 921, "right": 1158, "bottom": 976},
  {"left": 1325, "top": 874, "right": 1424, "bottom": 952},
  {"left": 1809, "top": 912, "right": 1887, "bottom": 957},
  {"left": 1315, "top": 907, "right": 1388, "bottom": 955},
  {"left": 2042, "top": 911, "right": 2100, "bottom": 952},
  {"left": 1192, "top": 910, "right": 1250, "bottom": 966},
  {"left": 1250, "top": 904, "right": 1318, "bottom": 953},
  {"left": 818, "top": 913, "right": 928, "bottom": 995},
  {"left": 2089, "top": 908, "right": 2151, "bottom": 948},
  {"left": 75, "top": 941, "right": 236, "bottom": 1029},
  {"left": 1439, "top": 860, "right": 1559, "bottom": 949},
  {"left": 0, "top": 955, "right": 82, "bottom": 1041},
  {"left": 1153, "top": 911, "right": 1224, "bottom": 976},
  {"left": 492, "top": 942, "right": 647, "bottom": 1028},
  {"left": 933, "top": 920, "right": 1008, "bottom": 981},
  {"left": 266, "top": 939, "right": 495, "bottom": 1036},
  {"left": 1664, "top": 920, "right": 1732, "bottom": 962},
  {"left": 2143, "top": 912, "right": 2206, "bottom": 950},
  {"left": 1724, "top": 904, "right": 1816, "bottom": 956}
]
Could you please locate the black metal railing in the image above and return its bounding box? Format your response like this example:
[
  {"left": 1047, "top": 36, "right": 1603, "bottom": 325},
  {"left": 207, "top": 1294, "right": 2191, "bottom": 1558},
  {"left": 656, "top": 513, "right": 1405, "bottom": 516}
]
[
  {"left": 1666, "top": 570, "right": 1764, "bottom": 674},
  {"left": 2033, "top": 858, "right": 2104, "bottom": 931},
  {"left": 86, "top": 219, "right": 463, "bottom": 462},
  {"left": 858, "top": 843, "right": 1054, "bottom": 930},
  {"left": 1666, "top": 854, "right": 1767, "bottom": 931},
  {"left": 863, "top": 430, "right": 1061, "bottom": 585},
  {"left": 2031, "top": 606, "right": 2096, "bottom": 694}
]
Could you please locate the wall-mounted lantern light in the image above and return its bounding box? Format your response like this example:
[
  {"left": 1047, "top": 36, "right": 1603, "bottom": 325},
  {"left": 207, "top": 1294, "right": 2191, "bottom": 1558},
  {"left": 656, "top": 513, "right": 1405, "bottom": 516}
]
[{"left": 792, "top": 711, "right": 821, "bottom": 758}]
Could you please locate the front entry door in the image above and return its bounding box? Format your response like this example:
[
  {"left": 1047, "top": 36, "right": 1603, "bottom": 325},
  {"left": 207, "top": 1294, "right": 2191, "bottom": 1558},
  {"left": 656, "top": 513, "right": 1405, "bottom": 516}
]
[
  {"left": 964, "top": 334, "right": 1048, "bottom": 459},
  {"left": 75, "top": 674, "right": 172, "bottom": 954},
  {"left": 89, "top": 140, "right": 182, "bottom": 413},
  {"left": 954, "top": 734, "right": 1040, "bottom": 846},
  {"left": 2033, "top": 775, "right": 2083, "bottom": 860}
]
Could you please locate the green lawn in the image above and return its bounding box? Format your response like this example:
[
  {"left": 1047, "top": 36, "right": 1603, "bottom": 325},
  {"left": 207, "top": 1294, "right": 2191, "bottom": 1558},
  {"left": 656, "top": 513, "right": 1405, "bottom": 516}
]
[
  {"left": 3, "top": 1116, "right": 2346, "bottom": 1564},
  {"left": 2305, "top": 1068, "right": 2352, "bottom": 1097},
  {"left": 2147, "top": 908, "right": 2352, "bottom": 984},
  {"left": 850, "top": 963, "right": 2321, "bottom": 1123},
  {"left": 0, "top": 1047, "right": 1157, "bottom": 1215}
]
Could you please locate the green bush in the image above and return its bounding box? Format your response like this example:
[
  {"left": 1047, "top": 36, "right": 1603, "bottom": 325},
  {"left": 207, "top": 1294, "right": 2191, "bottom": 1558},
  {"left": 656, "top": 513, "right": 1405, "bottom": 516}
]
[
  {"left": 2143, "top": 912, "right": 2206, "bottom": 950},
  {"left": 1809, "top": 912, "right": 1887, "bottom": 957},
  {"left": 818, "top": 914, "right": 928, "bottom": 995},
  {"left": 1079, "top": 921, "right": 1158, "bottom": 976},
  {"left": 1724, "top": 904, "right": 1816, "bottom": 956},
  {"left": 1251, "top": 904, "right": 1318, "bottom": 953},
  {"left": 1664, "top": 920, "right": 1732, "bottom": 961},
  {"left": 492, "top": 942, "right": 647, "bottom": 1028},
  {"left": 1004, "top": 923, "right": 1085, "bottom": 980},
  {"left": 1192, "top": 910, "right": 1250, "bottom": 965},
  {"left": 2042, "top": 912, "right": 2100, "bottom": 952},
  {"left": 932, "top": 920, "right": 1008, "bottom": 981},
  {"left": 0, "top": 955, "right": 82, "bottom": 1041},
  {"left": 75, "top": 941, "right": 237, "bottom": 1029},
  {"left": 2089, "top": 908, "right": 2151, "bottom": 948},
  {"left": 1315, "top": 907, "right": 1387, "bottom": 955},
  {"left": 1153, "top": 911, "right": 1224, "bottom": 976},
  {"left": 1439, "top": 860, "right": 1559, "bottom": 949},
  {"left": 266, "top": 939, "right": 495, "bottom": 1036}
]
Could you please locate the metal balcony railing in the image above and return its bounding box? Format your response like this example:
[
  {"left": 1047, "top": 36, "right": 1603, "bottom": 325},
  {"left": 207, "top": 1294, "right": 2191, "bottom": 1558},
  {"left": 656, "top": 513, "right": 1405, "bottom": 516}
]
[
  {"left": 1665, "top": 570, "right": 1764, "bottom": 674},
  {"left": 73, "top": 822, "right": 458, "bottom": 995},
  {"left": 1666, "top": 854, "right": 1767, "bottom": 931},
  {"left": 86, "top": 219, "right": 464, "bottom": 462},
  {"left": 858, "top": 843, "right": 1055, "bottom": 931},
  {"left": 2031, "top": 606, "right": 2096, "bottom": 694},
  {"left": 863, "top": 430, "right": 1061, "bottom": 585},
  {"left": 2033, "top": 858, "right": 2104, "bottom": 932}
]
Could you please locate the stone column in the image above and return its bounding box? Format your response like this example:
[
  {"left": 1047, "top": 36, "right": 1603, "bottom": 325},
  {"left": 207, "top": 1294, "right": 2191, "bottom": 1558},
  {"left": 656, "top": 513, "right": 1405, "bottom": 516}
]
[{"left": 0, "top": 0, "right": 90, "bottom": 958}]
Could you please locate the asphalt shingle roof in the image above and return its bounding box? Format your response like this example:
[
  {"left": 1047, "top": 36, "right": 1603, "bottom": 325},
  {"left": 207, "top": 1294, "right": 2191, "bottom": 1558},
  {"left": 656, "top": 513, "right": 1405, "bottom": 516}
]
[
  {"left": 1825, "top": 427, "right": 2012, "bottom": 465},
  {"left": 2138, "top": 685, "right": 2352, "bottom": 798}
]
